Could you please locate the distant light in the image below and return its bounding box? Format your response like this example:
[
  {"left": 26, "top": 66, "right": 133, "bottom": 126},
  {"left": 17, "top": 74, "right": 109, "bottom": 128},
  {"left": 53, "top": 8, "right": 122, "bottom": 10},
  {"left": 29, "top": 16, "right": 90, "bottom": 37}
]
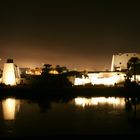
[
  {"left": 49, "top": 70, "right": 59, "bottom": 75},
  {"left": 26, "top": 68, "right": 42, "bottom": 75}
]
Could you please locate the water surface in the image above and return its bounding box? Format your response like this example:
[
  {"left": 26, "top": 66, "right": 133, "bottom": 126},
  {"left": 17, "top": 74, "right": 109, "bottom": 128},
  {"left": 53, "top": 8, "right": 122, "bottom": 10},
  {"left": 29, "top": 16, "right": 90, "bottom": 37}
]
[{"left": 0, "top": 96, "right": 140, "bottom": 136}]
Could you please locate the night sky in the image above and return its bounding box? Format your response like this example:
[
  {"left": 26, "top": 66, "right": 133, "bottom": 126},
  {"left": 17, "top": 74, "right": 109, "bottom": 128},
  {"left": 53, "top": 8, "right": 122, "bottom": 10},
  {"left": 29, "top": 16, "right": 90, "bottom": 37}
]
[{"left": 0, "top": 0, "right": 140, "bottom": 70}]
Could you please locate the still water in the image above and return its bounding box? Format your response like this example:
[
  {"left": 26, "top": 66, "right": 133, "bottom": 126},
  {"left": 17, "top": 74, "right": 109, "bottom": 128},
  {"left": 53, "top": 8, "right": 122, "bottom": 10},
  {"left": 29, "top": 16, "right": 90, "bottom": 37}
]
[{"left": 0, "top": 96, "right": 140, "bottom": 136}]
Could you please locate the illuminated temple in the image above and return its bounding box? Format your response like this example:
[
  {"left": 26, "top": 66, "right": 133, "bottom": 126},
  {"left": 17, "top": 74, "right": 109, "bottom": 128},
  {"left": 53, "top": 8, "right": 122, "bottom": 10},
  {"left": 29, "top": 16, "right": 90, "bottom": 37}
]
[
  {"left": 73, "top": 53, "right": 140, "bottom": 86},
  {"left": 0, "top": 53, "right": 140, "bottom": 86}
]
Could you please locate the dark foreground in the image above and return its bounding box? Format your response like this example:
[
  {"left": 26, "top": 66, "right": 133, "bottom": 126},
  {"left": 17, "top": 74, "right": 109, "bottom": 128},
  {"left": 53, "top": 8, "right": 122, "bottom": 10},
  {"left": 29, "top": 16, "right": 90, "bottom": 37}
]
[
  {"left": 0, "top": 95, "right": 140, "bottom": 137},
  {"left": 0, "top": 85, "right": 140, "bottom": 99},
  {"left": 0, "top": 85, "right": 140, "bottom": 137}
]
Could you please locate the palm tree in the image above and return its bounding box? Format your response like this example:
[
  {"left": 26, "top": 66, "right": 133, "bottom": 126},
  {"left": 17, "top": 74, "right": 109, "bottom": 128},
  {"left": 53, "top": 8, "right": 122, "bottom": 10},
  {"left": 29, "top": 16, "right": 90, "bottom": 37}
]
[
  {"left": 42, "top": 64, "right": 52, "bottom": 75},
  {"left": 127, "top": 57, "right": 140, "bottom": 83},
  {"left": 55, "top": 65, "right": 69, "bottom": 74}
]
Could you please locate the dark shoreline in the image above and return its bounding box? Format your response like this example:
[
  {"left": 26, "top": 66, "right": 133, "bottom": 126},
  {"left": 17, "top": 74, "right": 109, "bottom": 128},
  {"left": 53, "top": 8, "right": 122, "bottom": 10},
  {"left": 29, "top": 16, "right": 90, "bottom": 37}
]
[{"left": 0, "top": 85, "right": 140, "bottom": 99}]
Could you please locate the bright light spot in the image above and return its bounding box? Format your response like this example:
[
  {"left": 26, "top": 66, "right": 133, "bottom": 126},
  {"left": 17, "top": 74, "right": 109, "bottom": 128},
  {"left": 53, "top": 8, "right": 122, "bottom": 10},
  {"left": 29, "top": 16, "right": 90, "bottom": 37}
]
[
  {"left": 74, "top": 75, "right": 90, "bottom": 85},
  {"left": 74, "top": 97, "right": 90, "bottom": 107},
  {"left": 91, "top": 75, "right": 120, "bottom": 86},
  {"left": 2, "top": 98, "right": 20, "bottom": 120},
  {"left": 49, "top": 69, "right": 59, "bottom": 74},
  {"left": 74, "top": 97, "right": 125, "bottom": 108},
  {"left": 131, "top": 75, "right": 140, "bottom": 83},
  {"left": 26, "top": 68, "right": 42, "bottom": 75},
  {"left": 74, "top": 72, "right": 126, "bottom": 86},
  {"left": 75, "top": 78, "right": 84, "bottom": 86},
  {"left": 2, "top": 64, "right": 16, "bottom": 85}
]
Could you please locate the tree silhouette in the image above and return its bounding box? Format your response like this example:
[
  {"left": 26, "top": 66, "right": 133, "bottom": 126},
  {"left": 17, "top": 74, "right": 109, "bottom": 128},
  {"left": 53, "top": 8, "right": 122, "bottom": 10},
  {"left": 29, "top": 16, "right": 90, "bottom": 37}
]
[
  {"left": 55, "top": 65, "right": 68, "bottom": 74},
  {"left": 42, "top": 64, "right": 52, "bottom": 75},
  {"left": 127, "top": 57, "right": 140, "bottom": 83}
]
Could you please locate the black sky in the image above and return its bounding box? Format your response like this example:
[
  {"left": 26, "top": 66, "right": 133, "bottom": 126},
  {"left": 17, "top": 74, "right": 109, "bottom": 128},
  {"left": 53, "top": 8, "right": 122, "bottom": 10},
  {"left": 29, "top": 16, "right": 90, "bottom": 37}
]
[{"left": 0, "top": 0, "right": 140, "bottom": 70}]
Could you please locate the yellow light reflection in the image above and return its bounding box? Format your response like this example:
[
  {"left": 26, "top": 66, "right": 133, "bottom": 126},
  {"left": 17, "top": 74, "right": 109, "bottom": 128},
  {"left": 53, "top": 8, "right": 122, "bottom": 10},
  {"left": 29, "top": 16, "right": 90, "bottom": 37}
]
[
  {"left": 2, "top": 98, "right": 20, "bottom": 120},
  {"left": 74, "top": 97, "right": 125, "bottom": 108}
]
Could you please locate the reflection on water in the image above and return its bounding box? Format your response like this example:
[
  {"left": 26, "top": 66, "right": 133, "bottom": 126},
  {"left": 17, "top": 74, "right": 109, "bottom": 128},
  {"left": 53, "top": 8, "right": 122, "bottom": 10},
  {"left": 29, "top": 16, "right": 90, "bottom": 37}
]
[
  {"left": 73, "top": 97, "right": 125, "bottom": 108},
  {"left": 2, "top": 98, "right": 20, "bottom": 120},
  {"left": 0, "top": 96, "right": 140, "bottom": 135}
]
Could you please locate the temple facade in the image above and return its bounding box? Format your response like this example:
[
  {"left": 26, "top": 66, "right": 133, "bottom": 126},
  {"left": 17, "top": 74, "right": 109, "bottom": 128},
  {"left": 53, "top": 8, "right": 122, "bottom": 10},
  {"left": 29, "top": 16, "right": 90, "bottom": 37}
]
[{"left": 111, "top": 53, "right": 140, "bottom": 71}]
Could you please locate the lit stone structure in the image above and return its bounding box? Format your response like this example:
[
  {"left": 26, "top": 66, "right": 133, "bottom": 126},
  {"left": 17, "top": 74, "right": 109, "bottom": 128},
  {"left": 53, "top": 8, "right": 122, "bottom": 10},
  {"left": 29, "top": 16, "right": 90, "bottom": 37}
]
[
  {"left": 87, "top": 72, "right": 126, "bottom": 86},
  {"left": 111, "top": 53, "right": 140, "bottom": 71},
  {"left": 72, "top": 52, "right": 140, "bottom": 86},
  {"left": 73, "top": 71, "right": 126, "bottom": 86},
  {"left": 2, "top": 59, "right": 21, "bottom": 86}
]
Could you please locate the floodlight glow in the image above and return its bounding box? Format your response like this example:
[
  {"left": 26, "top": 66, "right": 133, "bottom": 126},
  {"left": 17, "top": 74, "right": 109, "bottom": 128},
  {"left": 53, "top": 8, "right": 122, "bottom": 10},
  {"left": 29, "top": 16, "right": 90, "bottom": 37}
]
[
  {"left": 2, "top": 63, "right": 16, "bottom": 85},
  {"left": 49, "top": 70, "right": 59, "bottom": 74},
  {"left": 74, "top": 72, "right": 126, "bottom": 86}
]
